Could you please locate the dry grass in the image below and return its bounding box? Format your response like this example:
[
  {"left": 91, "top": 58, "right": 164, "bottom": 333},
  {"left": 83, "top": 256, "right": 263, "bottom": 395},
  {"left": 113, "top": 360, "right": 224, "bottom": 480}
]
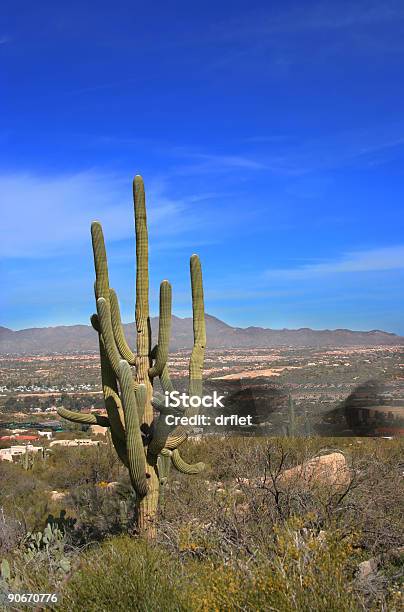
[{"left": 1, "top": 436, "right": 403, "bottom": 611}]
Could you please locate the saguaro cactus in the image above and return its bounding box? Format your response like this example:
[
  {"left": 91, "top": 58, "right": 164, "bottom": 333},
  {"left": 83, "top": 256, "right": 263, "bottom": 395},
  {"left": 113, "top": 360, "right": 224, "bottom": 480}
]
[
  {"left": 58, "top": 175, "right": 206, "bottom": 537},
  {"left": 286, "top": 395, "right": 296, "bottom": 437},
  {"left": 21, "top": 445, "right": 33, "bottom": 471}
]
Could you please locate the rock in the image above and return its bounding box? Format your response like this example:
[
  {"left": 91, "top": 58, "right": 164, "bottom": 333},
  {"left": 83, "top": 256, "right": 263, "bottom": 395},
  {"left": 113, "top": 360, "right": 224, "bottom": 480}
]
[
  {"left": 233, "top": 452, "right": 351, "bottom": 491},
  {"left": 317, "top": 530, "right": 327, "bottom": 543},
  {"left": 106, "top": 481, "right": 118, "bottom": 490},
  {"left": 385, "top": 546, "right": 404, "bottom": 563},
  {"left": 357, "top": 558, "right": 379, "bottom": 581},
  {"left": 50, "top": 490, "right": 66, "bottom": 501},
  {"left": 89, "top": 424, "right": 108, "bottom": 436},
  {"left": 278, "top": 452, "right": 351, "bottom": 489},
  {"left": 356, "top": 547, "right": 404, "bottom": 584}
]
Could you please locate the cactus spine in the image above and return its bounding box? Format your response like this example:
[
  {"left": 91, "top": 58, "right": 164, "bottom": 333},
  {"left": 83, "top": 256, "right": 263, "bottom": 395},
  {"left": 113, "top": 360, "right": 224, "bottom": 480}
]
[{"left": 58, "top": 175, "right": 206, "bottom": 537}]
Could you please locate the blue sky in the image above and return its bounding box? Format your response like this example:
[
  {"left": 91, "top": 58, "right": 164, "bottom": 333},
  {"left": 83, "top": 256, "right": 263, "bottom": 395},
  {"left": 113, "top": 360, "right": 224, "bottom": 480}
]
[{"left": 1, "top": 0, "right": 404, "bottom": 333}]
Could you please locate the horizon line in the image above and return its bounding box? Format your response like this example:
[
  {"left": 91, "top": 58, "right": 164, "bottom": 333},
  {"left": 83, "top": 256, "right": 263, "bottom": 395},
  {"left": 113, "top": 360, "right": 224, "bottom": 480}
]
[{"left": 0, "top": 314, "right": 401, "bottom": 337}]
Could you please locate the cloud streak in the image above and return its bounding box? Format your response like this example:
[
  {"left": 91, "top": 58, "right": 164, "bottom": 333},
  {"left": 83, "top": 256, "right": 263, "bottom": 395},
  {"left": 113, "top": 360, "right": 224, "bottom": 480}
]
[
  {"left": 265, "top": 245, "right": 404, "bottom": 279},
  {"left": 0, "top": 171, "right": 243, "bottom": 258},
  {"left": 0, "top": 172, "right": 205, "bottom": 258}
]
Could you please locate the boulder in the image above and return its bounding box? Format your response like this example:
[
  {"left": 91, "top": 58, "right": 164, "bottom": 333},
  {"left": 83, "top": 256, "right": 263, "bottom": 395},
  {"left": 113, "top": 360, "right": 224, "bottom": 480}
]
[
  {"left": 234, "top": 452, "right": 351, "bottom": 491},
  {"left": 278, "top": 452, "right": 351, "bottom": 489},
  {"left": 50, "top": 490, "right": 66, "bottom": 501}
]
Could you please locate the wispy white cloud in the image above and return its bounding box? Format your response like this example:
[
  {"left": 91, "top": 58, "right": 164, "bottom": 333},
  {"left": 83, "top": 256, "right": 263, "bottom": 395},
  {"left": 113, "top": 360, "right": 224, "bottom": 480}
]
[
  {"left": 203, "top": 2, "right": 404, "bottom": 75},
  {"left": 265, "top": 245, "right": 404, "bottom": 279},
  {"left": 0, "top": 171, "right": 214, "bottom": 258},
  {"left": 242, "top": 122, "right": 404, "bottom": 176},
  {"left": 0, "top": 171, "right": 241, "bottom": 258},
  {"left": 225, "top": 2, "right": 404, "bottom": 38},
  {"left": 85, "top": 122, "right": 404, "bottom": 180},
  {"left": 172, "top": 151, "right": 268, "bottom": 176}
]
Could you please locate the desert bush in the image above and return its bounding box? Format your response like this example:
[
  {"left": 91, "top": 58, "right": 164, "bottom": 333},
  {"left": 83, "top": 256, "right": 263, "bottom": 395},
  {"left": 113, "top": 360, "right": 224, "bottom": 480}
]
[
  {"left": 183, "top": 519, "right": 363, "bottom": 612},
  {"left": 0, "top": 508, "right": 24, "bottom": 555},
  {"left": 63, "top": 483, "right": 131, "bottom": 543},
  {"left": 0, "top": 461, "right": 53, "bottom": 532},
  {"left": 39, "top": 445, "right": 122, "bottom": 490},
  {"left": 59, "top": 535, "right": 188, "bottom": 612},
  {"left": 1, "top": 435, "right": 402, "bottom": 611},
  {"left": 30, "top": 522, "right": 401, "bottom": 611}
]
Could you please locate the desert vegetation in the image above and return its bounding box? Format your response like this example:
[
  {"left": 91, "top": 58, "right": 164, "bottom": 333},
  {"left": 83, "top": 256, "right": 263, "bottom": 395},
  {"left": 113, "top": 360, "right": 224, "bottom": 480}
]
[{"left": 0, "top": 435, "right": 403, "bottom": 610}]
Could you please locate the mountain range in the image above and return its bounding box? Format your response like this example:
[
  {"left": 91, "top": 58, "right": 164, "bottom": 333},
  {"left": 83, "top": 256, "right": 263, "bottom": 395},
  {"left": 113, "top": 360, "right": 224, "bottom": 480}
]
[{"left": 0, "top": 315, "right": 403, "bottom": 354}]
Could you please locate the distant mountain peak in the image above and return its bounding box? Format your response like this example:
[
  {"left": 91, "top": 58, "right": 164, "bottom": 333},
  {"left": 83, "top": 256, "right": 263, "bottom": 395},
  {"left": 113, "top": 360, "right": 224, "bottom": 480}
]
[{"left": 0, "top": 314, "right": 402, "bottom": 355}]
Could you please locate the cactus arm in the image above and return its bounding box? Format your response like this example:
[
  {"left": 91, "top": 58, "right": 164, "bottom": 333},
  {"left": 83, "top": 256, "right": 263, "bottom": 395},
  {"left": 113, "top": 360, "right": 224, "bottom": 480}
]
[
  {"left": 93, "top": 312, "right": 128, "bottom": 462},
  {"left": 133, "top": 175, "right": 153, "bottom": 428},
  {"left": 119, "top": 361, "right": 148, "bottom": 498},
  {"left": 97, "top": 330, "right": 125, "bottom": 436},
  {"left": 149, "top": 280, "right": 172, "bottom": 378},
  {"left": 91, "top": 222, "right": 110, "bottom": 301},
  {"left": 109, "top": 288, "right": 137, "bottom": 365},
  {"left": 149, "top": 286, "right": 174, "bottom": 392},
  {"left": 96, "top": 297, "right": 122, "bottom": 377},
  {"left": 151, "top": 393, "right": 175, "bottom": 415},
  {"left": 92, "top": 313, "right": 126, "bottom": 434},
  {"left": 57, "top": 313, "right": 128, "bottom": 465},
  {"left": 157, "top": 451, "right": 171, "bottom": 481},
  {"left": 99, "top": 336, "right": 128, "bottom": 465},
  {"left": 171, "top": 449, "right": 205, "bottom": 474},
  {"left": 164, "top": 255, "right": 206, "bottom": 450},
  {"left": 160, "top": 364, "right": 175, "bottom": 393},
  {"left": 134, "top": 175, "right": 149, "bottom": 331},
  {"left": 188, "top": 254, "right": 206, "bottom": 397},
  {"left": 147, "top": 392, "right": 185, "bottom": 456},
  {"left": 56, "top": 407, "right": 110, "bottom": 427},
  {"left": 90, "top": 313, "right": 101, "bottom": 332}
]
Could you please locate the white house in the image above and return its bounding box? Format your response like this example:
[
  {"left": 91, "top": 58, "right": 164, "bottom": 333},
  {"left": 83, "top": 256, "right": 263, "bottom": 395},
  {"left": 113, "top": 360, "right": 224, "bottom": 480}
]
[
  {"left": 38, "top": 431, "right": 53, "bottom": 440},
  {"left": 0, "top": 445, "right": 44, "bottom": 462}
]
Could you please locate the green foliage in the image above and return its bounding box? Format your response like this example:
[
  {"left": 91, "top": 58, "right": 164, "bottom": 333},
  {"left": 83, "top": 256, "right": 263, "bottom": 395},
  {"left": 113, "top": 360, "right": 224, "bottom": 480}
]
[
  {"left": 184, "top": 521, "right": 363, "bottom": 612},
  {"left": 60, "top": 536, "right": 189, "bottom": 612},
  {"left": 1, "top": 436, "right": 403, "bottom": 609},
  {"left": 0, "top": 558, "right": 12, "bottom": 598},
  {"left": 0, "top": 559, "right": 10, "bottom": 581},
  {"left": 0, "top": 517, "right": 71, "bottom": 597},
  {"left": 23, "top": 522, "right": 70, "bottom": 574},
  {"left": 52, "top": 521, "right": 402, "bottom": 611}
]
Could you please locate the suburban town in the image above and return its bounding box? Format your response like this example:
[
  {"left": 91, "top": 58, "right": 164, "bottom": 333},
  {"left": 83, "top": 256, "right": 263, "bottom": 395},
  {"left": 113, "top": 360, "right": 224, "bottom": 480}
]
[{"left": 1, "top": 344, "right": 403, "bottom": 459}]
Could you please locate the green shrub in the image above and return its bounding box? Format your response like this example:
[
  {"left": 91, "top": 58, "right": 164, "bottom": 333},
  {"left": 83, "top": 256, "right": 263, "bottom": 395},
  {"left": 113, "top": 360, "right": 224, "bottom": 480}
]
[{"left": 60, "top": 536, "right": 188, "bottom": 612}]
